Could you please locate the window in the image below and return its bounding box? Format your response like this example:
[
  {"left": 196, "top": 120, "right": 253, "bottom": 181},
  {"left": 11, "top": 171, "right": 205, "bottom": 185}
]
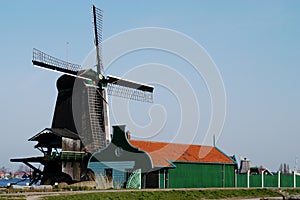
[{"left": 105, "top": 168, "right": 113, "bottom": 182}]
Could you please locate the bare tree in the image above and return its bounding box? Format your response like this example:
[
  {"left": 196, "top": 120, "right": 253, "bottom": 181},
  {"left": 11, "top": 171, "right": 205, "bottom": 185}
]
[
  {"left": 284, "top": 163, "right": 287, "bottom": 174},
  {"left": 279, "top": 163, "right": 283, "bottom": 173},
  {"left": 0, "top": 166, "right": 8, "bottom": 173}
]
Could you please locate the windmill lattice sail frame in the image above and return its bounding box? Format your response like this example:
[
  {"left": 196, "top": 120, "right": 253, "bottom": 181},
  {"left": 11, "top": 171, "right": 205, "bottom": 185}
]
[
  {"left": 107, "top": 81, "right": 153, "bottom": 103},
  {"left": 93, "top": 5, "right": 104, "bottom": 74},
  {"left": 33, "top": 48, "right": 81, "bottom": 74}
]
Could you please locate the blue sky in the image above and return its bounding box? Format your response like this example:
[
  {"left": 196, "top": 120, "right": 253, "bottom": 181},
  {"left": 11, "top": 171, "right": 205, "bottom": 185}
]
[{"left": 0, "top": 0, "right": 300, "bottom": 171}]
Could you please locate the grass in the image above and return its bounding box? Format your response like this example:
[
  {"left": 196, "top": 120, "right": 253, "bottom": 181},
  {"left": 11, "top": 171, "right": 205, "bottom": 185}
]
[
  {"left": 0, "top": 196, "right": 26, "bottom": 200},
  {"left": 53, "top": 186, "right": 94, "bottom": 191},
  {"left": 0, "top": 188, "right": 285, "bottom": 200},
  {"left": 282, "top": 188, "right": 300, "bottom": 195},
  {"left": 42, "top": 188, "right": 282, "bottom": 200}
]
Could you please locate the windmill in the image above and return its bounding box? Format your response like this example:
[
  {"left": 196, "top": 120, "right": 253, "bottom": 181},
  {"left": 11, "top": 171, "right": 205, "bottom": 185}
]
[
  {"left": 33, "top": 6, "right": 153, "bottom": 151},
  {"left": 11, "top": 5, "right": 154, "bottom": 185}
]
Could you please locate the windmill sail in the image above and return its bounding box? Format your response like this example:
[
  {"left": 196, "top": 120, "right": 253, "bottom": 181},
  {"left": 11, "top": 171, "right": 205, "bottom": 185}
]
[
  {"left": 86, "top": 84, "right": 107, "bottom": 151},
  {"left": 33, "top": 48, "right": 81, "bottom": 75},
  {"left": 107, "top": 75, "right": 154, "bottom": 103},
  {"left": 93, "top": 5, "right": 104, "bottom": 74}
]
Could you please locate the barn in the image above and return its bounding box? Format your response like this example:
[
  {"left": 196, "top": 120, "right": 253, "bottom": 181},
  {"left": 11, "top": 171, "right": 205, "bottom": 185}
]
[{"left": 88, "top": 125, "right": 237, "bottom": 189}]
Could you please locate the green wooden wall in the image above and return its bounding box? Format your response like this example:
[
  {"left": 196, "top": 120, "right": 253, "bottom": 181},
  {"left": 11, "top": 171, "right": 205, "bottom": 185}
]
[
  {"left": 264, "top": 174, "right": 278, "bottom": 187},
  {"left": 296, "top": 175, "right": 300, "bottom": 187},
  {"left": 159, "top": 170, "right": 165, "bottom": 189},
  {"left": 237, "top": 174, "right": 247, "bottom": 187},
  {"left": 236, "top": 173, "right": 299, "bottom": 188},
  {"left": 167, "top": 162, "right": 235, "bottom": 188},
  {"left": 249, "top": 174, "right": 262, "bottom": 187},
  {"left": 281, "top": 174, "right": 294, "bottom": 187}
]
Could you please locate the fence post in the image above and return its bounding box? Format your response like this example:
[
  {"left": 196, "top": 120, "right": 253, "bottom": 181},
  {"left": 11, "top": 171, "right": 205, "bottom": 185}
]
[
  {"left": 294, "top": 171, "right": 296, "bottom": 188},
  {"left": 278, "top": 171, "right": 281, "bottom": 188},
  {"left": 261, "top": 170, "right": 265, "bottom": 188},
  {"left": 234, "top": 169, "right": 237, "bottom": 188},
  {"left": 247, "top": 170, "right": 250, "bottom": 188}
]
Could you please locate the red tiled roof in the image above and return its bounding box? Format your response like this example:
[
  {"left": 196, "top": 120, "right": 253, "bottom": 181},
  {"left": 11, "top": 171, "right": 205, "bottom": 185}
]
[{"left": 129, "top": 140, "right": 235, "bottom": 167}]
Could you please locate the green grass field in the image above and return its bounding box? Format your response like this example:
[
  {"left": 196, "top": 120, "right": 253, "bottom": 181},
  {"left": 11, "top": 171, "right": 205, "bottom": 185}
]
[
  {"left": 43, "top": 189, "right": 281, "bottom": 200},
  {"left": 5, "top": 188, "right": 300, "bottom": 200}
]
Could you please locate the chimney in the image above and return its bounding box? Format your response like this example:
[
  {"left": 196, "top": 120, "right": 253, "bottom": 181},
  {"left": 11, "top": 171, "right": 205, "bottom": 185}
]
[{"left": 126, "top": 131, "right": 131, "bottom": 140}]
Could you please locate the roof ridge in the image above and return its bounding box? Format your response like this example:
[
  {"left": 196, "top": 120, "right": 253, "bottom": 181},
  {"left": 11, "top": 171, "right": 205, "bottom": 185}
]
[{"left": 130, "top": 139, "right": 214, "bottom": 148}]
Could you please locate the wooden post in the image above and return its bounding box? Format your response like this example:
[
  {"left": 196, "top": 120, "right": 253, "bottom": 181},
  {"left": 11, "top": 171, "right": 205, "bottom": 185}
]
[
  {"left": 247, "top": 170, "right": 250, "bottom": 188},
  {"left": 294, "top": 171, "right": 296, "bottom": 188},
  {"left": 234, "top": 169, "right": 237, "bottom": 188},
  {"left": 278, "top": 171, "right": 281, "bottom": 188},
  {"left": 261, "top": 170, "right": 265, "bottom": 188}
]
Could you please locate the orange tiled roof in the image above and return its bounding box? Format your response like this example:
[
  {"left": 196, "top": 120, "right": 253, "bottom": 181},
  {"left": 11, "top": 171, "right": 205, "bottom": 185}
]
[{"left": 129, "top": 140, "right": 235, "bottom": 167}]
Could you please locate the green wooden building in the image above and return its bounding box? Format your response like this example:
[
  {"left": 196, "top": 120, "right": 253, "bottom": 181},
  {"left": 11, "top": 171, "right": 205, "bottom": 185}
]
[{"left": 88, "top": 125, "right": 237, "bottom": 189}]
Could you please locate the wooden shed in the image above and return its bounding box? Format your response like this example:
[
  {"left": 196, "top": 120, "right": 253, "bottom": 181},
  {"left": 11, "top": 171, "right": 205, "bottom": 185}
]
[{"left": 88, "top": 125, "right": 237, "bottom": 189}]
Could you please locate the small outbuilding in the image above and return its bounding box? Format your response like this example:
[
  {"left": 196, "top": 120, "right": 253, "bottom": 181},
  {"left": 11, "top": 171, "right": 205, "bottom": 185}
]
[{"left": 88, "top": 125, "right": 237, "bottom": 189}]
